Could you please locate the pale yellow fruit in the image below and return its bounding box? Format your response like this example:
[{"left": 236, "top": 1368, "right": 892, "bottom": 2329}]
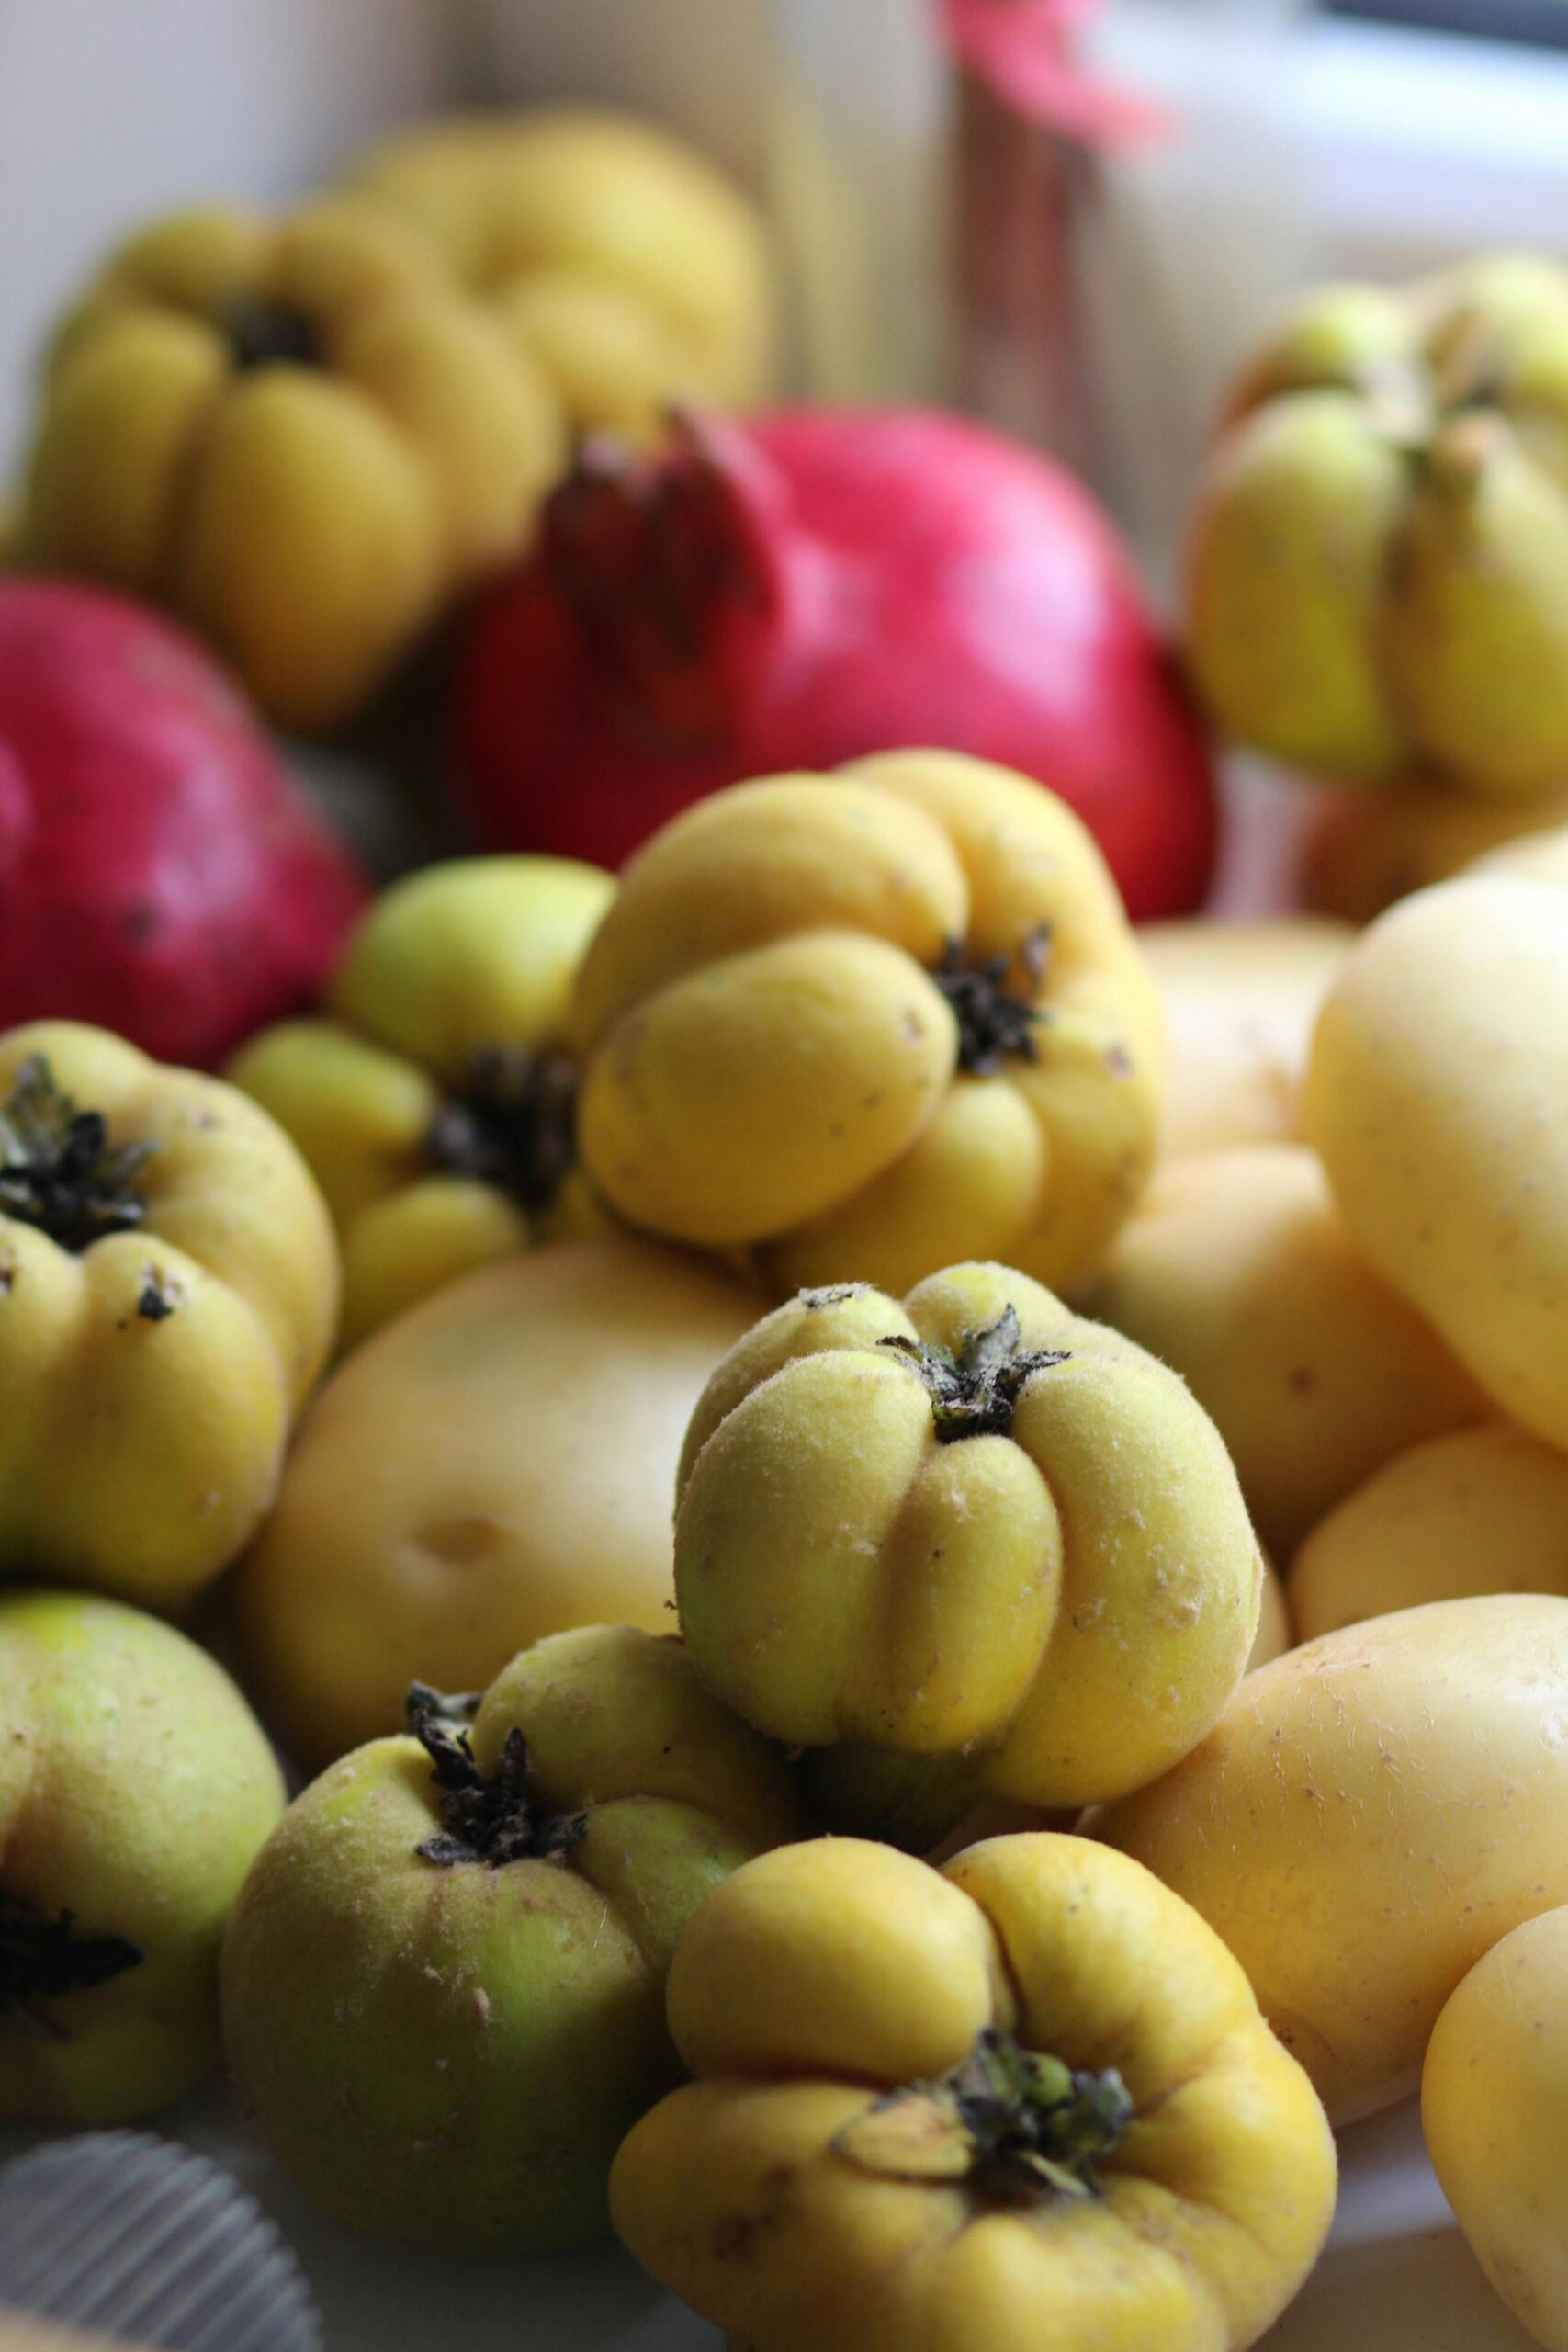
[
  {"left": 1424, "top": 1906, "right": 1568, "bottom": 2352},
  {"left": 1190, "top": 252, "right": 1568, "bottom": 797},
  {"left": 1100, "top": 1594, "right": 1568, "bottom": 2123},
  {"left": 17, "top": 195, "right": 566, "bottom": 730},
  {"left": 1187, "top": 391, "right": 1409, "bottom": 777},
  {"left": 674, "top": 1261, "right": 1260, "bottom": 1820},
  {"left": 1088, "top": 1144, "right": 1483, "bottom": 1560},
  {"left": 232, "top": 1237, "right": 761, "bottom": 1770},
  {"left": 0, "top": 1021, "right": 338, "bottom": 1611},
  {"left": 1224, "top": 280, "right": 1420, "bottom": 424},
  {"left": 1140, "top": 918, "right": 1351, "bottom": 1158},
  {"left": 1292, "top": 1423, "right": 1568, "bottom": 1640},
  {"left": 614, "top": 1835, "right": 1335, "bottom": 2352},
  {"left": 1386, "top": 419, "right": 1568, "bottom": 797},
  {"left": 570, "top": 755, "right": 1165, "bottom": 1301},
  {"left": 1252, "top": 1558, "right": 1293, "bottom": 1669},
  {"left": 344, "top": 107, "right": 773, "bottom": 424},
  {"left": 1472, "top": 820, "right": 1568, "bottom": 889},
  {"left": 1304, "top": 876, "right": 1568, "bottom": 1450}
]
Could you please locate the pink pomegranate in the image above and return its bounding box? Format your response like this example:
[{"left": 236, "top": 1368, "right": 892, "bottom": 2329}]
[
  {"left": 451, "top": 407, "right": 1218, "bottom": 918},
  {"left": 0, "top": 578, "right": 368, "bottom": 1067}
]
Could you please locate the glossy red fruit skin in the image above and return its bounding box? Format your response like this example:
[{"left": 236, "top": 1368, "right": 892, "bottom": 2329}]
[
  {"left": 0, "top": 578, "right": 369, "bottom": 1067},
  {"left": 451, "top": 407, "right": 1218, "bottom": 919}
]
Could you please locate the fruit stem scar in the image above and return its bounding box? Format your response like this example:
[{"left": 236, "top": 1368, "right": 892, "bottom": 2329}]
[
  {"left": 931, "top": 925, "right": 1052, "bottom": 1076},
  {"left": 0, "top": 1894, "right": 143, "bottom": 2039},
  {"left": 222, "top": 293, "right": 321, "bottom": 372},
  {"left": 405, "top": 1683, "right": 588, "bottom": 1868},
  {"left": 832, "top": 2027, "right": 1133, "bottom": 2201},
  {"left": 879, "top": 1306, "right": 1069, "bottom": 1442},
  {"left": 424, "top": 1046, "right": 578, "bottom": 1216},
  {"left": 0, "top": 1054, "right": 156, "bottom": 1252}
]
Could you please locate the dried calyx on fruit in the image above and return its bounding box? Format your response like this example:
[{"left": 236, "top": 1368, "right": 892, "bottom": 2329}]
[
  {"left": 404, "top": 1683, "right": 586, "bottom": 1868},
  {"left": 0, "top": 1056, "right": 155, "bottom": 1252},
  {"left": 222, "top": 293, "right": 320, "bottom": 372},
  {"left": 423, "top": 1046, "right": 579, "bottom": 1216},
  {"left": 931, "top": 926, "right": 1051, "bottom": 1076},
  {"left": 879, "top": 1306, "right": 1069, "bottom": 1443},
  {"left": 0, "top": 1894, "right": 142, "bottom": 2041},
  {"left": 832, "top": 2027, "right": 1133, "bottom": 2202}
]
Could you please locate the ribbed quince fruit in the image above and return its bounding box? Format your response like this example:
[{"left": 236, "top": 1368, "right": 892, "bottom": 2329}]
[
  {"left": 1190, "top": 253, "right": 1568, "bottom": 796},
  {"left": 344, "top": 107, "right": 773, "bottom": 442},
  {"left": 229, "top": 854, "right": 615, "bottom": 1351},
  {"left": 0, "top": 1020, "right": 337, "bottom": 1610},
  {"left": 611, "top": 1834, "right": 1337, "bottom": 2352},
  {"left": 14, "top": 193, "right": 566, "bottom": 729},
  {"left": 221, "top": 1624, "right": 802, "bottom": 2251},
  {"left": 569, "top": 753, "right": 1165, "bottom": 1300},
  {"left": 673, "top": 1261, "right": 1260, "bottom": 1844}
]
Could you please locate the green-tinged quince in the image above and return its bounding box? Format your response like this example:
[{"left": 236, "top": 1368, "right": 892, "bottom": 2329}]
[
  {"left": 1190, "top": 252, "right": 1568, "bottom": 796},
  {"left": 672, "top": 1261, "right": 1261, "bottom": 1847},
  {"left": 220, "top": 1624, "right": 803, "bottom": 2252},
  {"left": 1, "top": 1589, "right": 285, "bottom": 2124},
  {"left": 229, "top": 854, "right": 615, "bottom": 1351}
]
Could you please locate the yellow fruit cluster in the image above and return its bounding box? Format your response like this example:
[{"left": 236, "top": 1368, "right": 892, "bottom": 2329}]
[
  {"left": 12, "top": 223, "right": 1568, "bottom": 2352},
  {"left": 6, "top": 109, "right": 773, "bottom": 729}
]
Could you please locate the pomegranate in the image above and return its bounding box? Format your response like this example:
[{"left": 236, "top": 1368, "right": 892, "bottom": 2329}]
[
  {"left": 450, "top": 407, "right": 1218, "bottom": 917},
  {"left": 0, "top": 578, "right": 368, "bottom": 1068}
]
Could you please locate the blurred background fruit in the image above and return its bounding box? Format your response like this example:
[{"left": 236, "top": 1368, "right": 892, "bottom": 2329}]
[
  {"left": 11, "top": 194, "right": 566, "bottom": 730},
  {"left": 0, "top": 580, "right": 367, "bottom": 1068},
  {"left": 343, "top": 107, "right": 775, "bottom": 439},
  {"left": 1188, "top": 254, "right": 1568, "bottom": 803},
  {"left": 452, "top": 407, "right": 1218, "bottom": 914}
]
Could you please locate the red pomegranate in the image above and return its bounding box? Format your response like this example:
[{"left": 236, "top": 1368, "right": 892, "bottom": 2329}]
[
  {"left": 451, "top": 407, "right": 1218, "bottom": 918},
  {"left": 0, "top": 579, "right": 368, "bottom": 1067}
]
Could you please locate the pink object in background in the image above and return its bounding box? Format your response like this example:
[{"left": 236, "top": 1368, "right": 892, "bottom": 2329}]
[
  {"left": 452, "top": 405, "right": 1218, "bottom": 920},
  {"left": 0, "top": 579, "right": 368, "bottom": 1069},
  {"left": 942, "top": 0, "right": 1167, "bottom": 481}
]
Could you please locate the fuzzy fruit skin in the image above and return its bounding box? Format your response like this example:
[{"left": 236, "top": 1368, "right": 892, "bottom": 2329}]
[
  {"left": 1100, "top": 1594, "right": 1568, "bottom": 2124},
  {"left": 0, "top": 1021, "right": 338, "bottom": 1610},
  {"left": 344, "top": 107, "right": 773, "bottom": 437},
  {"left": 570, "top": 755, "right": 1165, "bottom": 1298},
  {"left": 15, "top": 195, "right": 566, "bottom": 731},
  {"left": 229, "top": 854, "right": 615, "bottom": 1350},
  {"left": 233, "top": 1236, "right": 763, "bottom": 1770},
  {"left": 1292, "top": 1424, "right": 1568, "bottom": 1641},
  {"left": 0, "top": 580, "right": 367, "bottom": 1069},
  {"left": 673, "top": 1261, "right": 1259, "bottom": 1827},
  {"left": 452, "top": 408, "right": 1218, "bottom": 917},
  {"left": 1472, "top": 821, "right": 1568, "bottom": 889},
  {"left": 1089, "top": 1145, "right": 1484, "bottom": 1562},
  {"left": 1189, "top": 254, "right": 1568, "bottom": 797},
  {"left": 0, "top": 1588, "right": 285, "bottom": 2124},
  {"left": 610, "top": 1834, "right": 1336, "bottom": 2352},
  {"left": 1139, "top": 918, "right": 1351, "bottom": 1159},
  {"left": 221, "top": 1623, "right": 802, "bottom": 2253},
  {"left": 1304, "top": 876, "right": 1568, "bottom": 1452},
  {"left": 1424, "top": 1907, "right": 1568, "bottom": 2352}
]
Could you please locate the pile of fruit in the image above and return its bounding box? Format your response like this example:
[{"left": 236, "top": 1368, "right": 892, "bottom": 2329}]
[{"left": 6, "top": 107, "right": 1568, "bottom": 2352}]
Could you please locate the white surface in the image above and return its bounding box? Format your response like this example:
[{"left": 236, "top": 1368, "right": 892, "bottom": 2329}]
[{"left": 0, "top": 2086, "right": 1540, "bottom": 2352}]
